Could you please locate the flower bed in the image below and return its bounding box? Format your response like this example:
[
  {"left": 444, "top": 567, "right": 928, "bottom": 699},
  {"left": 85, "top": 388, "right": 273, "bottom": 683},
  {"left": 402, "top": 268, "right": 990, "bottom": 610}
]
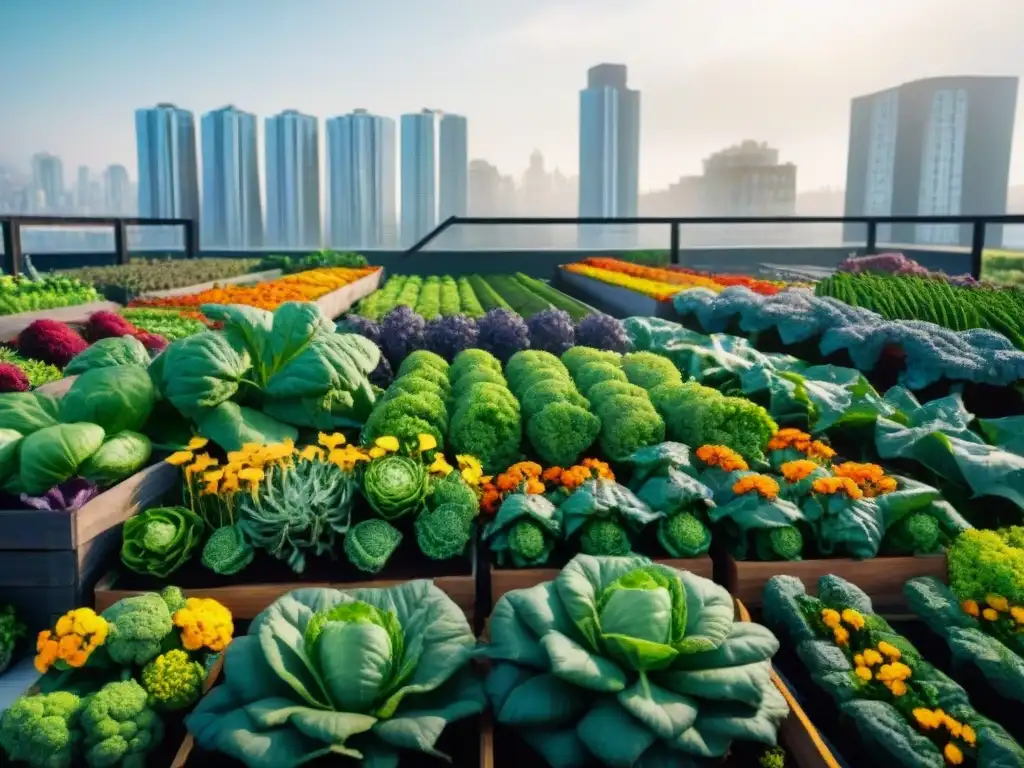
[{"left": 579, "top": 256, "right": 789, "bottom": 295}]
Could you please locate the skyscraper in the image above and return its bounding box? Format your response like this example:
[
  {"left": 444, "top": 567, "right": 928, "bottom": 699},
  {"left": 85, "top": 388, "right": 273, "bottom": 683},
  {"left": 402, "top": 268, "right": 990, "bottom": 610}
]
[
  {"left": 326, "top": 109, "right": 397, "bottom": 249},
  {"left": 844, "top": 76, "right": 1019, "bottom": 247},
  {"left": 400, "top": 109, "right": 438, "bottom": 246},
  {"left": 439, "top": 114, "right": 469, "bottom": 222},
  {"left": 104, "top": 164, "right": 132, "bottom": 215},
  {"left": 578, "top": 64, "right": 641, "bottom": 220},
  {"left": 135, "top": 104, "right": 200, "bottom": 234},
  {"left": 31, "top": 152, "right": 64, "bottom": 212},
  {"left": 201, "top": 105, "right": 263, "bottom": 249},
  {"left": 76, "top": 166, "right": 90, "bottom": 211},
  {"left": 265, "top": 110, "right": 321, "bottom": 249}
]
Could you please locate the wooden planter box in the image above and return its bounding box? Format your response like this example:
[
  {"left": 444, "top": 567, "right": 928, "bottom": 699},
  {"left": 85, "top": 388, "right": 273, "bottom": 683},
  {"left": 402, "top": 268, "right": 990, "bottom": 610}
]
[
  {"left": 557, "top": 268, "right": 677, "bottom": 320},
  {"left": 489, "top": 555, "right": 713, "bottom": 607},
  {"left": 720, "top": 552, "right": 947, "bottom": 610},
  {"left": 0, "top": 301, "right": 123, "bottom": 342},
  {"left": 314, "top": 268, "right": 383, "bottom": 319},
  {"left": 0, "top": 462, "right": 178, "bottom": 632}
]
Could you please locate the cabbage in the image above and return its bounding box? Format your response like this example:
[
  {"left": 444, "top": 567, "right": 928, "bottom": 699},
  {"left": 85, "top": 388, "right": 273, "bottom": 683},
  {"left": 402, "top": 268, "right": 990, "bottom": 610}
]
[
  {"left": 362, "top": 455, "right": 428, "bottom": 520},
  {"left": 59, "top": 365, "right": 156, "bottom": 434},
  {"left": 17, "top": 423, "right": 106, "bottom": 495},
  {"left": 79, "top": 430, "right": 153, "bottom": 486}
]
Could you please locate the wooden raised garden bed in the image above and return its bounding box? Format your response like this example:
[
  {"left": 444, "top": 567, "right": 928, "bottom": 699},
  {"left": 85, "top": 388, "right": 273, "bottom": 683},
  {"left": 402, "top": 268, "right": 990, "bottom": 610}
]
[
  {"left": 0, "top": 301, "right": 123, "bottom": 342},
  {"left": 556, "top": 268, "right": 676, "bottom": 320},
  {"left": 720, "top": 552, "right": 947, "bottom": 610},
  {"left": 0, "top": 462, "right": 178, "bottom": 632},
  {"left": 314, "top": 268, "right": 383, "bottom": 319}
]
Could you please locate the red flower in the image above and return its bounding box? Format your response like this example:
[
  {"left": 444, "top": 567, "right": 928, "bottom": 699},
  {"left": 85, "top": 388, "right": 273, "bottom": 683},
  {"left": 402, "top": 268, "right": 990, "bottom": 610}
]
[
  {"left": 0, "top": 363, "right": 29, "bottom": 392},
  {"left": 85, "top": 310, "right": 137, "bottom": 341},
  {"left": 16, "top": 320, "right": 88, "bottom": 368}
]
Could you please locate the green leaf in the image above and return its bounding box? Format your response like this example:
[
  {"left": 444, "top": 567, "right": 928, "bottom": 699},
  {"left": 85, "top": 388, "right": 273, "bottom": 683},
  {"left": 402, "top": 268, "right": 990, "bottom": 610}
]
[
  {"left": 839, "top": 699, "right": 944, "bottom": 768},
  {"left": 946, "top": 626, "right": 1024, "bottom": 703},
  {"left": 616, "top": 679, "right": 699, "bottom": 740},
  {"left": 624, "top": 441, "right": 698, "bottom": 489},
  {"left": 65, "top": 335, "right": 150, "bottom": 374},
  {"left": 79, "top": 430, "right": 152, "bottom": 486},
  {"left": 520, "top": 727, "right": 591, "bottom": 768},
  {"left": 555, "top": 554, "right": 653, "bottom": 650},
  {"left": 669, "top": 622, "right": 779, "bottom": 671},
  {"left": 541, "top": 631, "right": 628, "bottom": 692},
  {"left": 658, "top": 660, "right": 773, "bottom": 708},
  {"left": 577, "top": 697, "right": 659, "bottom": 767},
  {"left": 815, "top": 496, "right": 885, "bottom": 559},
  {"left": 196, "top": 401, "right": 298, "bottom": 452},
  {"left": 561, "top": 479, "right": 662, "bottom": 539},
  {"left": 316, "top": 620, "right": 393, "bottom": 713},
  {"left": 677, "top": 571, "right": 734, "bottom": 654},
  {"left": 0, "top": 391, "right": 60, "bottom": 434},
  {"left": 978, "top": 415, "right": 1024, "bottom": 457},
  {"left": 60, "top": 365, "right": 156, "bottom": 435},
  {"left": 18, "top": 422, "right": 106, "bottom": 495},
  {"left": 636, "top": 468, "right": 713, "bottom": 515},
  {"left": 497, "top": 672, "right": 590, "bottom": 726},
  {"left": 695, "top": 681, "right": 789, "bottom": 744},
  {"left": 161, "top": 331, "right": 251, "bottom": 420}
]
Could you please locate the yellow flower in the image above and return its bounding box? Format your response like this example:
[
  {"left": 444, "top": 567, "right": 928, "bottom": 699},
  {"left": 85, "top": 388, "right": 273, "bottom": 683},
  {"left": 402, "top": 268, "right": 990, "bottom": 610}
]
[
  {"left": 833, "top": 625, "right": 850, "bottom": 646},
  {"left": 186, "top": 436, "right": 209, "bottom": 451},
  {"left": 221, "top": 475, "right": 240, "bottom": 494},
  {"left": 863, "top": 649, "right": 883, "bottom": 666},
  {"left": 238, "top": 467, "right": 265, "bottom": 484},
  {"left": 854, "top": 666, "right": 872, "bottom": 681},
  {"left": 55, "top": 615, "right": 72, "bottom": 636},
  {"left": 375, "top": 436, "right": 400, "bottom": 453},
  {"left": 961, "top": 599, "right": 980, "bottom": 617},
  {"left": 298, "top": 445, "right": 324, "bottom": 462},
  {"left": 961, "top": 725, "right": 976, "bottom": 745},
  {"left": 166, "top": 450, "right": 194, "bottom": 466},
  {"left": 982, "top": 608, "right": 999, "bottom": 621},
  {"left": 695, "top": 444, "right": 749, "bottom": 472},
  {"left": 985, "top": 594, "right": 1010, "bottom": 613},
  {"left": 202, "top": 479, "right": 220, "bottom": 495},
  {"left": 877, "top": 641, "right": 901, "bottom": 661},
  {"left": 877, "top": 663, "right": 911, "bottom": 682},
  {"left": 913, "top": 708, "right": 940, "bottom": 729},
  {"left": 369, "top": 446, "right": 387, "bottom": 459},
  {"left": 944, "top": 742, "right": 963, "bottom": 765},
  {"left": 429, "top": 454, "right": 454, "bottom": 476},
  {"left": 889, "top": 679, "right": 907, "bottom": 697},
  {"left": 821, "top": 609, "right": 841, "bottom": 629},
  {"left": 173, "top": 598, "right": 234, "bottom": 653},
  {"left": 318, "top": 432, "right": 346, "bottom": 450},
  {"left": 457, "top": 455, "right": 483, "bottom": 473},
  {"left": 854, "top": 653, "right": 865, "bottom": 667},
  {"left": 841, "top": 609, "right": 866, "bottom": 631},
  {"left": 417, "top": 433, "right": 438, "bottom": 452},
  {"left": 1011, "top": 606, "right": 1024, "bottom": 625}
]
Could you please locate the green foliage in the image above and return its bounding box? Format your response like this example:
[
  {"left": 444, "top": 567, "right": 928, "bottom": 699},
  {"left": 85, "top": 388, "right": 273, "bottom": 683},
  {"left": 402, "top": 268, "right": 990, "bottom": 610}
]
[
  {"left": 259, "top": 250, "right": 367, "bottom": 274},
  {"left": 621, "top": 351, "right": 684, "bottom": 391},
  {"left": 0, "top": 390, "right": 61, "bottom": 434},
  {"left": 484, "top": 493, "right": 562, "bottom": 567},
  {"left": 64, "top": 336, "right": 151, "bottom": 375},
  {"left": 756, "top": 526, "right": 805, "bottom": 561},
  {"left": 561, "top": 478, "right": 662, "bottom": 553},
  {"left": 0, "top": 604, "right": 25, "bottom": 675},
  {"left": 429, "top": 471, "right": 479, "bottom": 515},
  {"left": 80, "top": 679, "right": 163, "bottom": 768},
  {"left": 200, "top": 524, "right": 255, "bottom": 576},
  {"left": 579, "top": 518, "right": 632, "bottom": 556},
  {"left": 883, "top": 511, "right": 941, "bottom": 555},
  {"left": 415, "top": 503, "right": 475, "bottom": 559},
  {"left": 121, "top": 506, "right": 205, "bottom": 578},
  {"left": 575, "top": 360, "right": 628, "bottom": 397},
  {"left": 0, "top": 690, "right": 85, "bottom": 768},
  {"left": 0, "top": 348, "right": 63, "bottom": 388},
  {"left": 60, "top": 365, "right": 156, "bottom": 435},
  {"left": 447, "top": 358, "right": 522, "bottom": 474},
  {"left": 79, "top": 430, "right": 152, "bottom": 486},
  {"left": 141, "top": 649, "right": 206, "bottom": 711},
  {"left": 947, "top": 528, "right": 1024, "bottom": 605},
  {"left": 561, "top": 346, "right": 622, "bottom": 377},
  {"left": 362, "top": 455, "right": 429, "bottom": 520},
  {"left": 17, "top": 422, "right": 106, "bottom": 495},
  {"left": 759, "top": 746, "right": 787, "bottom": 768},
  {"left": 449, "top": 347, "right": 502, "bottom": 382},
  {"left": 514, "top": 273, "right": 594, "bottom": 321},
  {"left": 0, "top": 273, "right": 100, "bottom": 316},
  {"left": 59, "top": 257, "right": 261, "bottom": 294},
  {"left": 101, "top": 591, "right": 176, "bottom": 667},
  {"left": 184, "top": 583, "right": 485, "bottom": 767},
  {"left": 119, "top": 308, "right": 208, "bottom": 341},
  {"left": 526, "top": 401, "right": 602, "bottom": 467},
  {"left": 657, "top": 512, "right": 712, "bottom": 558},
  {"left": 397, "top": 349, "right": 449, "bottom": 378},
  {"left": 467, "top": 274, "right": 512, "bottom": 311},
  {"left": 344, "top": 518, "right": 403, "bottom": 573}
]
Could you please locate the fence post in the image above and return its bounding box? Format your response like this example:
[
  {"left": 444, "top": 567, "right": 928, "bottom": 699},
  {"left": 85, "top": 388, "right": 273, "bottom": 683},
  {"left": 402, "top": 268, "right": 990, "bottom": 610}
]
[
  {"left": 0, "top": 220, "right": 11, "bottom": 275},
  {"left": 113, "top": 220, "right": 129, "bottom": 265},
  {"left": 865, "top": 221, "right": 877, "bottom": 254},
  {"left": 1, "top": 219, "right": 23, "bottom": 276},
  {"left": 669, "top": 222, "right": 680, "bottom": 265},
  {"left": 183, "top": 220, "right": 197, "bottom": 259},
  {"left": 970, "top": 221, "right": 986, "bottom": 280}
]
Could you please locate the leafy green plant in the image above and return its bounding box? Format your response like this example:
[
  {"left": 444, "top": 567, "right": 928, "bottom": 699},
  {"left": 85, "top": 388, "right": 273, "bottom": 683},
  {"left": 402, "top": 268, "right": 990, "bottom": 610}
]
[
  {"left": 79, "top": 430, "right": 152, "bottom": 486},
  {"left": 16, "top": 422, "right": 106, "bottom": 495},
  {"left": 483, "top": 492, "right": 562, "bottom": 567},
  {"left": 184, "top": 582, "right": 486, "bottom": 767},
  {"left": 345, "top": 518, "right": 403, "bottom": 573},
  {"left": 0, "top": 348, "right": 62, "bottom": 388},
  {"left": 484, "top": 554, "right": 788, "bottom": 766},
  {"left": 59, "top": 257, "right": 261, "bottom": 294},
  {"left": 119, "top": 308, "right": 208, "bottom": 340},
  {"left": 0, "top": 273, "right": 100, "bottom": 316},
  {"left": 561, "top": 478, "right": 662, "bottom": 556},
  {"left": 59, "top": 364, "right": 156, "bottom": 435},
  {"left": 121, "top": 506, "right": 205, "bottom": 578},
  {"left": 0, "top": 690, "right": 86, "bottom": 767},
  {"left": 0, "top": 605, "right": 25, "bottom": 675},
  {"left": 362, "top": 454, "right": 428, "bottom": 520},
  {"left": 200, "top": 524, "right": 254, "bottom": 576},
  {"left": 64, "top": 336, "right": 151, "bottom": 375}
]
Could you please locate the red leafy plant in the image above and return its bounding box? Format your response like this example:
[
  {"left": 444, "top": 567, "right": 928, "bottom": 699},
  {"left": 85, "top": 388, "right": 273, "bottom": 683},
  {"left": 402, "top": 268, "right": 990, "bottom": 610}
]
[{"left": 15, "top": 320, "right": 89, "bottom": 368}]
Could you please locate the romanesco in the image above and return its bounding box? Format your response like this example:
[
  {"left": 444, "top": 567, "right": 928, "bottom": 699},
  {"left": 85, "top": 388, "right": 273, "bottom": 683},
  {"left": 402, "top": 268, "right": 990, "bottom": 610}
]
[
  {"left": 344, "top": 518, "right": 403, "bottom": 574},
  {"left": 101, "top": 592, "right": 174, "bottom": 667},
  {"left": 579, "top": 519, "right": 632, "bottom": 556},
  {"left": 80, "top": 680, "right": 163, "bottom": 768},
  {"left": 415, "top": 503, "right": 474, "bottom": 560},
  {"left": 884, "top": 512, "right": 941, "bottom": 555},
  {"left": 141, "top": 649, "right": 205, "bottom": 711},
  {"left": 0, "top": 690, "right": 84, "bottom": 768},
  {"left": 200, "top": 524, "right": 255, "bottom": 576},
  {"left": 657, "top": 512, "right": 712, "bottom": 558},
  {"left": 508, "top": 520, "right": 547, "bottom": 565}
]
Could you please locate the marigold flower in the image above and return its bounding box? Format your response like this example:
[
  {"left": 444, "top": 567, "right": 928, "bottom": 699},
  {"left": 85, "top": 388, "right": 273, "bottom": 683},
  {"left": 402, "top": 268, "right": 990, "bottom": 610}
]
[
  {"left": 961, "top": 599, "right": 980, "bottom": 617},
  {"left": 841, "top": 609, "right": 866, "bottom": 631},
  {"left": 238, "top": 467, "right": 265, "bottom": 484},
  {"left": 1010, "top": 606, "right": 1024, "bottom": 624},
  {"left": 525, "top": 478, "right": 546, "bottom": 495},
  {"left": 780, "top": 460, "right": 820, "bottom": 482},
  {"left": 833, "top": 625, "right": 850, "bottom": 646},
  {"left": 863, "top": 649, "right": 883, "bottom": 666},
  {"left": 811, "top": 476, "right": 864, "bottom": 500},
  {"left": 542, "top": 466, "right": 564, "bottom": 483},
  {"left": 497, "top": 470, "right": 523, "bottom": 492},
  {"left": 513, "top": 461, "right": 543, "bottom": 478},
  {"left": 888, "top": 679, "right": 908, "bottom": 697},
  {"left": 166, "top": 450, "right": 194, "bottom": 466},
  {"left": 982, "top": 608, "right": 999, "bottom": 621},
  {"left": 985, "top": 594, "right": 1010, "bottom": 612},
  {"left": 876, "top": 640, "right": 901, "bottom": 660},
  {"left": 317, "top": 432, "right": 346, "bottom": 450},
  {"left": 961, "top": 724, "right": 976, "bottom": 745},
  {"left": 417, "top": 433, "right": 438, "bottom": 452},
  {"left": 368, "top": 446, "right": 387, "bottom": 459},
  {"left": 480, "top": 488, "right": 502, "bottom": 516},
  {"left": 298, "top": 445, "right": 325, "bottom": 462},
  {"left": 34, "top": 607, "right": 107, "bottom": 674},
  {"left": 854, "top": 665, "right": 872, "bottom": 682},
  {"left": 913, "top": 708, "right": 940, "bottom": 729},
  {"left": 767, "top": 428, "right": 812, "bottom": 451},
  {"left": 428, "top": 454, "right": 454, "bottom": 477},
  {"left": 807, "top": 441, "right": 836, "bottom": 461},
  {"left": 696, "top": 444, "right": 749, "bottom": 472},
  {"left": 944, "top": 743, "right": 963, "bottom": 765},
  {"left": 560, "top": 466, "right": 591, "bottom": 490},
  {"left": 173, "top": 597, "right": 234, "bottom": 653},
  {"left": 821, "top": 608, "right": 841, "bottom": 629},
  {"left": 854, "top": 653, "right": 865, "bottom": 667},
  {"left": 732, "top": 474, "right": 780, "bottom": 500}
]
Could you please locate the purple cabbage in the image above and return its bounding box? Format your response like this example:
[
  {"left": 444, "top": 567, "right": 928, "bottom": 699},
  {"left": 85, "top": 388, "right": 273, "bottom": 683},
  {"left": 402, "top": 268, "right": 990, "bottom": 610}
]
[
  {"left": 423, "top": 314, "right": 480, "bottom": 362},
  {"left": 369, "top": 355, "right": 394, "bottom": 388},
  {"left": 476, "top": 308, "right": 530, "bottom": 363},
  {"left": 380, "top": 305, "right": 426, "bottom": 366},
  {"left": 337, "top": 314, "right": 381, "bottom": 346},
  {"left": 19, "top": 478, "right": 100, "bottom": 512},
  {"left": 527, "top": 308, "right": 575, "bottom": 355},
  {"left": 575, "top": 313, "right": 631, "bottom": 353}
]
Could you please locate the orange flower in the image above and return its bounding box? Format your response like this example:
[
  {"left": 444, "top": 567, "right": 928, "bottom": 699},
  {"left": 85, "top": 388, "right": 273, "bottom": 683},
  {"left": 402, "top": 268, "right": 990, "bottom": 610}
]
[
  {"left": 562, "top": 263, "right": 697, "bottom": 302},
  {"left": 833, "top": 462, "right": 897, "bottom": 497},
  {"left": 510, "top": 462, "right": 543, "bottom": 479},
  {"left": 496, "top": 469, "right": 524, "bottom": 492},
  {"left": 560, "top": 465, "right": 591, "bottom": 490},
  {"left": 695, "top": 445, "right": 749, "bottom": 472},
  {"left": 480, "top": 487, "right": 502, "bottom": 515},
  {"left": 767, "top": 428, "right": 812, "bottom": 452},
  {"left": 811, "top": 476, "right": 864, "bottom": 500},
  {"left": 807, "top": 441, "right": 836, "bottom": 461},
  {"left": 732, "top": 474, "right": 780, "bottom": 501},
  {"left": 582, "top": 458, "right": 615, "bottom": 480},
  {"left": 542, "top": 466, "right": 564, "bottom": 483},
  {"left": 780, "top": 460, "right": 820, "bottom": 483},
  {"left": 525, "top": 478, "right": 546, "bottom": 495}
]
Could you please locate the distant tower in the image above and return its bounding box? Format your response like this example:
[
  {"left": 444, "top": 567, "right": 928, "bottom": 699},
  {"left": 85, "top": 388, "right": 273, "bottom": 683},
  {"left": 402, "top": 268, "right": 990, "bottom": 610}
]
[
  {"left": 201, "top": 105, "right": 263, "bottom": 249},
  {"left": 265, "top": 109, "right": 321, "bottom": 249},
  {"left": 31, "top": 152, "right": 65, "bottom": 213},
  {"left": 400, "top": 109, "right": 438, "bottom": 247},
  {"left": 135, "top": 104, "right": 201, "bottom": 241},
  {"left": 104, "top": 165, "right": 131, "bottom": 215}
]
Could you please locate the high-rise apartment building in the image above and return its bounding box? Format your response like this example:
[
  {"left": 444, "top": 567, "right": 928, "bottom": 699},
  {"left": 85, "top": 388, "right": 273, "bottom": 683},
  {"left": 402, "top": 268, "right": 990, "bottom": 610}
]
[
  {"left": 578, "top": 64, "right": 640, "bottom": 219},
  {"left": 701, "top": 140, "right": 797, "bottom": 216},
  {"left": 201, "top": 105, "right": 263, "bottom": 249},
  {"left": 439, "top": 114, "right": 469, "bottom": 222},
  {"left": 31, "top": 152, "right": 64, "bottom": 212},
  {"left": 265, "top": 109, "right": 321, "bottom": 249},
  {"left": 104, "top": 164, "right": 132, "bottom": 215},
  {"left": 135, "top": 104, "right": 201, "bottom": 234},
  {"left": 326, "top": 109, "right": 397, "bottom": 249},
  {"left": 844, "top": 76, "right": 1019, "bottom": 247},
  {"left": 400, "top": 109, "right": 438, "bottom": 246},
  {"left": 76, "top": 166, "right": 90, "bottom": 211}
]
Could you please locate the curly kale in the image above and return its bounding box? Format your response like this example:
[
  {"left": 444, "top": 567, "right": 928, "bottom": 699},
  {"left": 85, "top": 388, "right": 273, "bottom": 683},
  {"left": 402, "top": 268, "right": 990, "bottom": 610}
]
[
  {"left": 621, "top": 351, "right": 683, "bottom": 391},
  {"left": 657, "top": 512, "right": 712, "bottom": 558},
  {"left": 525, "top": 401, "right": 601, "bottom": 467},
  {"left": 449, "top": 348, "right": 502, "bottom": 382},
  {"left": 579, "top": 519, "right": 632, "bottom": 556},
  {"left": 200, "top": 524, "right": 254, "bottom": 576},
  {"left": 415, "top": 503, "right": 474, "bottom": 560},
  {"left": 344, "top": 519, "right": 403, "bottom": 574},
  {"left": 429, "top": 471, "right": 479, "bottom": 515},
  {"left": 593, "top": 396, "right": 666, "bottom": 462},
  {"left": 754, "top": 526, "right": 805, "bottom": 561},
  {"left": 884, "top": 512, "right": 941, "bottom": 555}
]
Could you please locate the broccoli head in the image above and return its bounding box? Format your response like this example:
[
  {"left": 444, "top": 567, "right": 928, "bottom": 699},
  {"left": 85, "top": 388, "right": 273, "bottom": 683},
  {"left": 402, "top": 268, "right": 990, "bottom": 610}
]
[
  {"left": 759, "top": 746, "right": 786, "bottom": 768},
  {"left": 141, "top": 649, "right": 205, "bottom": 711},
  {"left": 200, "top": 524, "right": 255, "bottom": 576},
  {"left": 525, "top": 401, "right": 601, "bottom": 468},
  {"left": 621, "top": 351, "right": 683, "bottom": 391},
  {"left": 80, "top": 680, "right": 163, "bottom": 768},
  {"left": 754, "top": 526, "right": 804, "bottom": 561},
  {"left": 948, "top": 528, "right": 1024, "bottom": 604},
  {"left": 101, "top": 592, "right": 174, "bottom": 667},
  {"left": 415, "top": 503, "right": 474, "bottom": 560},
  {"left": 885, "top": 512, "right": 941, "bottom": 556},
  {"left": 657, "top": 512, "right": 712, "bottom": 558},
  {"left": 508, "top": 519, "right": 548, "bottom": 565},
  {"left": 0, "top": 690, "right": 85, "bottom": 768},
  {"left": 579, "top": 519, "right": 632, "bottom": 556},
  {"left": 344, "top": 518, "right": 403, "bottom": 574}
]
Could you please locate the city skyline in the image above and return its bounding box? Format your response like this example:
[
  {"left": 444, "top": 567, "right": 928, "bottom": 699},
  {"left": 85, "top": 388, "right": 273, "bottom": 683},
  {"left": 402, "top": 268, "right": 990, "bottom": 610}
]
[{"left": 3, "top": 0, "right": 1023, "bottom": 194}]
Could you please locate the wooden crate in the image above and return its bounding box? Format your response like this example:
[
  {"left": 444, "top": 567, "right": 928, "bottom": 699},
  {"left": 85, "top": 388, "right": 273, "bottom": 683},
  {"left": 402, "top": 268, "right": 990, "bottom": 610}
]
[
  {"left": 721, "top": 552, "right": 947, "bottom": 609},
  {"left": 314, "top": 268, "right": 383, "bottom": 319},
  {"left": 0, "top": 301, "right": 123, "bottom": 342},
  {"left": 557, "top": 268, "right": 676, "bottom": 320},
  {"left": 489, "top": 555, "right": 714, "bottom": 607},
  {"left": 0, "top": 462, "right": 178, "bottom": 631}
]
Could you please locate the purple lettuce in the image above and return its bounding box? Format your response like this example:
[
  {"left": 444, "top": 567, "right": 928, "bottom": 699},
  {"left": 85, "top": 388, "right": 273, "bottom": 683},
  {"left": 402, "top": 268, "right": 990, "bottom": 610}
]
[
  {"left": 423, "top": 314, "right": 480, "bottom": 361},
  {"left": 337, "top": 314, "right": 381, "bottom": 346},
  {"left": 575, "top": 313, "right": 631, "bottom": 353},
  {"left": 380, "top": 305, "right": 426, "bottom": 366},
  {"left": 527, "top": 308, "right": 575, "bottom": 355},
  {"left": 477, "top": 308, "right": 530, "bottom": 363},
  {"left": 19, "top": 478, "right": 100, "bottom": 512}
]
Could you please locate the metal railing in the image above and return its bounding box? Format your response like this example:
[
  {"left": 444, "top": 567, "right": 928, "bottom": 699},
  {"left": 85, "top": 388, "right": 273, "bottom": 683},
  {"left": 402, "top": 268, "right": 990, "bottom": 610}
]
[
  {"left": 0, "top": 215, "right": 197, "bottom": 275},
  {"left": 407, "top": 214, "right": 1024, "bottom": 279}
]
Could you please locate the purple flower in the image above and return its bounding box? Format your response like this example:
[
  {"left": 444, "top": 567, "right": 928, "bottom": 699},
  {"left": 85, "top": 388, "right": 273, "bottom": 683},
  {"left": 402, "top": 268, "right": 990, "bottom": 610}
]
[
  {"left": 527, "top": 308, "right": 575, "bottom": 355},
  {"left": 380, "top": 305, "right": 426, "bottom": 366},
  {"left": 19, "top": 477, "right": 100, "bottom": 512},
  {"left": 575, "top": 313, "right": 631, "bottom": 353},
  {"left": 423, "top": 314, "right": 480, "bottom": 361},
  {"left": 337, "top": 315, "right": 381, "bottom": 346},
  {"left": 476, "top": 308, "right": 530, "bottom": 363}
]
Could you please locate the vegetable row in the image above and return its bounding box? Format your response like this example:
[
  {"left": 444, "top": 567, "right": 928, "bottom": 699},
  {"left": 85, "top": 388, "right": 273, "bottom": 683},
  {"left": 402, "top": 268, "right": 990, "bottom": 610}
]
[{"left": 58, "top": 257, "right": 262, "bottom": 296}]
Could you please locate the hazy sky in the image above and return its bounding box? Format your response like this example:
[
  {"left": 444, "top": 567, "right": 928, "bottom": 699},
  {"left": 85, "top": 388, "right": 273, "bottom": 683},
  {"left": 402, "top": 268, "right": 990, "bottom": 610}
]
[{"left": 2, "top": 0, "right": 1022, "bottom": 192}]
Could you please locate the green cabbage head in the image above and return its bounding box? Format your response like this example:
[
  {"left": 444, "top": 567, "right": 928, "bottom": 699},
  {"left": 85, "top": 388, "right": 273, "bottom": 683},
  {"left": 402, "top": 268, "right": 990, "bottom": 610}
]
[
  {"left": 484, "top": 554, "right": 788, "bottom": 767},
  {"left": 362, "top": 455, "right": 428, "bottom": 520},
  {"left": 185, "top": 582, "right": 484, "bottom": 767}
]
